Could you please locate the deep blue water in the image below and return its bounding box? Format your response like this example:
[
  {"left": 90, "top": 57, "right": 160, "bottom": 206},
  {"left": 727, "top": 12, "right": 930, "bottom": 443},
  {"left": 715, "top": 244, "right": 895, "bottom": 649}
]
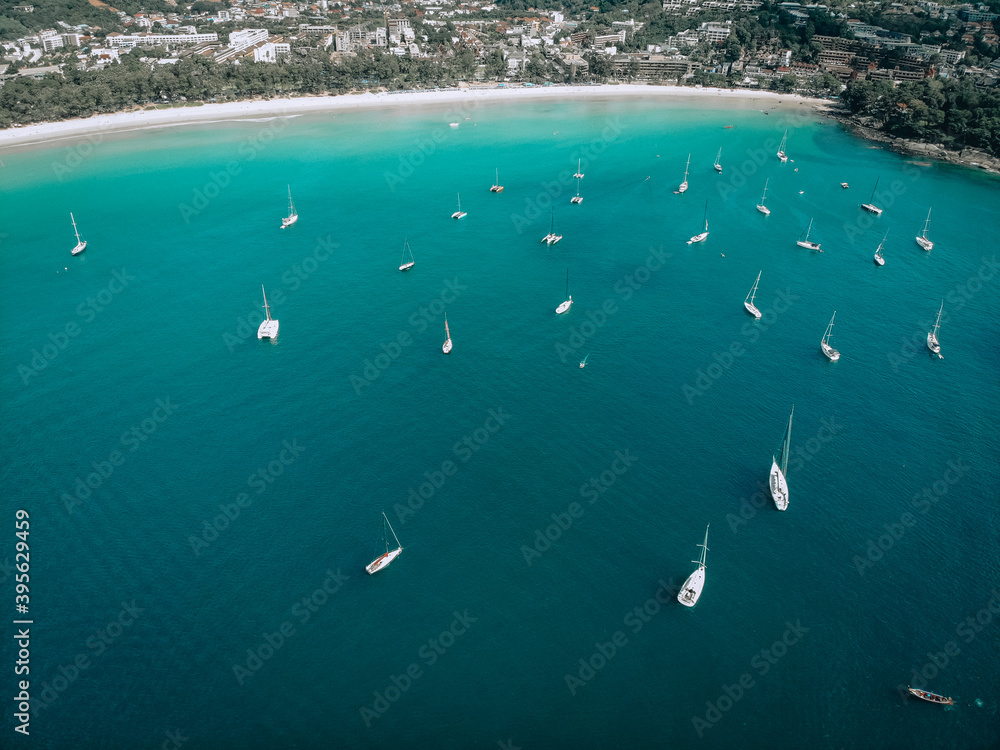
[{"left": 1, "top": 93, "right": 998, "bottom": 749}]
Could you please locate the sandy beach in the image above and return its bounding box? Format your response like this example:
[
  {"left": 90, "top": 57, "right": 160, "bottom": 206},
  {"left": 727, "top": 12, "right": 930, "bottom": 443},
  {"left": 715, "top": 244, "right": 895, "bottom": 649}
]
[{"left": 0, "top": 84, "right": 830, "bottom": 150}]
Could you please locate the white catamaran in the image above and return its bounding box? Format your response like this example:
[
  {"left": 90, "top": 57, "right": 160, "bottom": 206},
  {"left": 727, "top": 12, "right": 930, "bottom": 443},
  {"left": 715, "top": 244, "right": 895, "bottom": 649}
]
[
  {"left": 927, "top": 300, "right": 943, "bottom": 356},
  {"left": 399, "top": 240, "right": 415, "bottom": 272},
  {"left": 687, "top": 200, "right": 709, "bottom": 244},
  {"left": 677, "top": 153, "right": 691, "bottom": 193},
  {"left": 556, "top": 268, "right": 573, "bottom": 314},
  {"left": 713, "top": 147, "right": 723, "bottom": 174},
  {"left": 490, "top": 168, "right": 504, "bottom": 193},
  {"left": 257, "top": 285, "right": 279, "bottom": 340},
  {"left": 860, "top": 177, "right": 882, "bottom": 216},
  {"left": 756, "top": 179, "right": 771, "bottom": 216},
  {"left": 769, "top": 405, "right": 794, "bottom": 511},
  {"left": 442, "top": 314, "right": 453, "bottom": 354},
  {"left": 571, "top": 175, "right": 583, "bottom": 204},
  {"left": 874, "top": 229, "right": 888, "bottom": 266},
  {"left": 678, "top": 525, "right": 709, "bottom": 607},
  {"left": 821, "top": 311, "right": 840, "bottom": 361},
  {"left": 281, "top": 185, "right": 298, "bottom": 228},
  {"left": 744, "top": 270, "right": 762, "bottom": 319},
  {"left": 69, "top": 212, "right": 87, "bottom": 255},
  {"left": 777, "top": 130, "right": 789, "bottom": 163},
  {"left": 451, "top": 193, "right": 466, "bottom": 219},
  {"left": 365, "top": 512, "right": 403, "bottom": 575},
  {"left": 916, "top": 207, "right": 933, "bottom": 250},
  {"left": 541, "top": 208, "right": 562, "bottom": 245},
  {"left": 796, "top": 219, "right": 821, "bottom": 251}
]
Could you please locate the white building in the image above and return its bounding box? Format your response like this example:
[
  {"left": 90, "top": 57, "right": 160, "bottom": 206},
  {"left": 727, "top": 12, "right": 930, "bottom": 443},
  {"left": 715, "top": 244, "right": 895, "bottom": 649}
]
[
  {"left": 253, "top": 41, "right": 290, "bottom": 62},
  {"left": 105, "top": 32, "right": 219, "bottom": 48},
  {"left": 698, "top": 21, "right": 732, "bottom": 43}
]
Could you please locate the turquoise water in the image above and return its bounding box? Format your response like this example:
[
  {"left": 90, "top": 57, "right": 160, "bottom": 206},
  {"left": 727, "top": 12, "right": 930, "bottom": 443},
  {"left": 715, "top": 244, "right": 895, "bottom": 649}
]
[{"left": 1, "top": 94, "right": 999, "bottom": 749}]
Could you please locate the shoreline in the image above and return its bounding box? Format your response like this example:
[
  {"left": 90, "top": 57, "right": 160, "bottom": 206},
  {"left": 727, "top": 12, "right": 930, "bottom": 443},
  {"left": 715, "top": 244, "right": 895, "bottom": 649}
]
[{"left": 0, "top": 84, "right": 827, "bottom": 150}]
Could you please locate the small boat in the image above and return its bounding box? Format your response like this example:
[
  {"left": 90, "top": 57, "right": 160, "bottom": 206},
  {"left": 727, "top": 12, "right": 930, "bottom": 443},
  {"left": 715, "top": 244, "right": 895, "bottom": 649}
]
[
  {"left": 769, "top": 405, "right": 793, "bottom": 511},
  {"left": 449, "top": 122, "right": 459, "bottom": 128},
  {"left": 365, "top": 512, "right": 403, "bottom": 575},
  {"left": 915, "top": 207, "right": 933, "bottom": 250},
  {"left": 677, "top": 153, "right": 690, "bottom": 193},
  {"left": 541, "top": 208, "right": 562, "bottom": 245},
  {"left": 678, "top": 525, "right": 709, "bottom": 607},
  {"left": 687, "top": 200, "right": 709, "bottom": 244},
  {"left": 579, "top": 353, "right": 589, "bottom": 369},
  {"left": 756, "top": 179, "right": 770, "bottom": 217},
  {"left": 451, "top": 193, "right": 466, "bottom": 219},
  {"left": 927, "top": 300, "right": 943, "bottom": 355},
  {"left": 908, "top": 687, "right": 954, "bottom": 705},
  {"left": 399, "top": 240, "right": 415, "bottom": 272},
  {"left": 860, "top": 177, "right": 883, "bottom": 215},
  {"left": 796, "top": 219, "right": 821, "bottom": 251},
  {"left": 490, "top": 168, "right": 504, "bottom": 193},
  {"left": 571, "top": 174, "right": 583, "bottom": 204},
  {"left": 840, "top": 182, "right": 850, "bottom": 189},
  {"left": 573, "top": 159, "right": 584, "bottom": 179},
  {"left": 874, "top": 228, "right": 888, "bottom": 266},
  {"left": 281, "top": 185, "right": 298, "bottom": 228},
  {"left": 821, "top": 311, "right": 840, "bottom": 361},
  {"left": 257, "top": 285, "right": 279, "bottom": 340},
  {"left": 724, "top": 125, "right": 734, "bottom": 128},
  {"left": 69, "top": 212, "right": 87, "bottom": 255},
  {"left": 442, "top": 314, "right": 452, "bottom": 354},
  {"left": 777, "top": 129, "right": 788, "bottom": 163},
  {"left": 713, "top": 147, "right": 722, "bottom": 174},
  {"left": 744, "top": 270, "right": 762, "bottom": 319},
  {"left": 555, "top": 268, "right": 572, "bottom": 314}
]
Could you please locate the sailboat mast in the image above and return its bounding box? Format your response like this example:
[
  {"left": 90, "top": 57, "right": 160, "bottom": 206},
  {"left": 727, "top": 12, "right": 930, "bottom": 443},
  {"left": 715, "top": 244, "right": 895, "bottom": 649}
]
[
  {"left": 695, "top": 525, "right": 709, "bottom": 568},
  {"left": 923, "top": 208, "right": 932, "bottom": 237},
  {"left": 445, "top": 315, "right": 450, "bottom": 338},
  {"left": 261, "top": 285, "right": 271, "bottom": 321},
  {"left": 383, "top": 512, "right": 401, "bottom": 550},
  {"left": 780, "top": 405, "right": 794, "bottom": 474},
  {"left": 933, "top": 301, "right": 943, "bottom": 335},
  {"left": 71, "top": 212, "right": 81, "bottom": 241},
  {"left": 869, "top": 177, "right": 879, "bottom": 202}
]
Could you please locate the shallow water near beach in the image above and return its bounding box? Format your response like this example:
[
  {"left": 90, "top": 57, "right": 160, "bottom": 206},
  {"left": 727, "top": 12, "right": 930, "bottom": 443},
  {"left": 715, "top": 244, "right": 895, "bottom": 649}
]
[{"left": 1, "top": 94, "right": 998, "bottom": 749}]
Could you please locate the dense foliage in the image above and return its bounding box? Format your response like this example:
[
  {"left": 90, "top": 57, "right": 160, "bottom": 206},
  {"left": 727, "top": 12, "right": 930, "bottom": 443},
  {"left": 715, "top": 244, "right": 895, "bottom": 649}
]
[
  {"left": 0, "top": 0, "right": 177, "bottom": 39},
  {"left": 842, "top": 77, "right": 1000, "bottom": 156}
]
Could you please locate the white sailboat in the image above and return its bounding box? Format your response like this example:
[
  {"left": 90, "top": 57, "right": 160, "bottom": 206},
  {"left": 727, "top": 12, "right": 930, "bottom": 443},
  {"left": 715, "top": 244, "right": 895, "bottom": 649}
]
[
  {"left": 744, "top": 270, "right": 762, "bottom": 319},
  {"left": 280, "top": 185, "right": 298, "bottom": 228},
  {"left": 365, "top": 512, "right": 403, "bottom": 575},
  {"left": 490, "top": 168, "right": 504, "bottom": 193},
  {"left": 579, "top": 353, "right": 589, "bottom": 369},
  {"left": 769, "top": 405, "right": 793, "bottom": 511},
  {"left": 777, "top": 129, "right": 788, "bottom": 162},
  {"left": 873, "top": 228, "right": 888, "bottom": 266},
  {"left": 571, "top": 175, "right": 583, "bottom": 204},
  {"left": 756, "top": 179, "right": 771, "bottom": 216},
  {"left": 821, "top": 311, "right": 840, "bottom": 361},
  {"left": 451, "top": 193, "right": 466, "bottom": 219},
  {"left": 541, "top": 208, "right": 562, "bottom": 245},
  {"left": 399, "top": 240, "right": 415, "bottom": 272},
  {"left": 257, "top": 285, "right": 279, "bottom": 340},
  {"left": 915, "top": 207, "right": 933, "bottom": 250},
  {"left": 860, "top": 177, "right": 882, "bottom": 216},
  {"left": 555, "top": 268, "right": 572, "bottom": 314},
  {"left": 573, "top": 159, "right": 584, "bottom": 179},
  {"left": 796, "top": 219, "right": 821, "bottom": 251},
  {"left": 713, "top": 147, "right": 723, "bottom": 173},
  {"left": 69, "top": 212, "right": 87, "bottom": 255},
  {"left": 687, "top": 200, "right": 709, "bottom": 244},
  {"left": 677, "top": 153, "right": 690, "bottom": 193},
  {"left": 442, "top": 314, "right": 453, "bottom": 354},
  {"left": 678, "top": 525, "right": 709, "bottom": 607},
  {"left": 927, "top": 300, "right": 943, "bottom": 356}
]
